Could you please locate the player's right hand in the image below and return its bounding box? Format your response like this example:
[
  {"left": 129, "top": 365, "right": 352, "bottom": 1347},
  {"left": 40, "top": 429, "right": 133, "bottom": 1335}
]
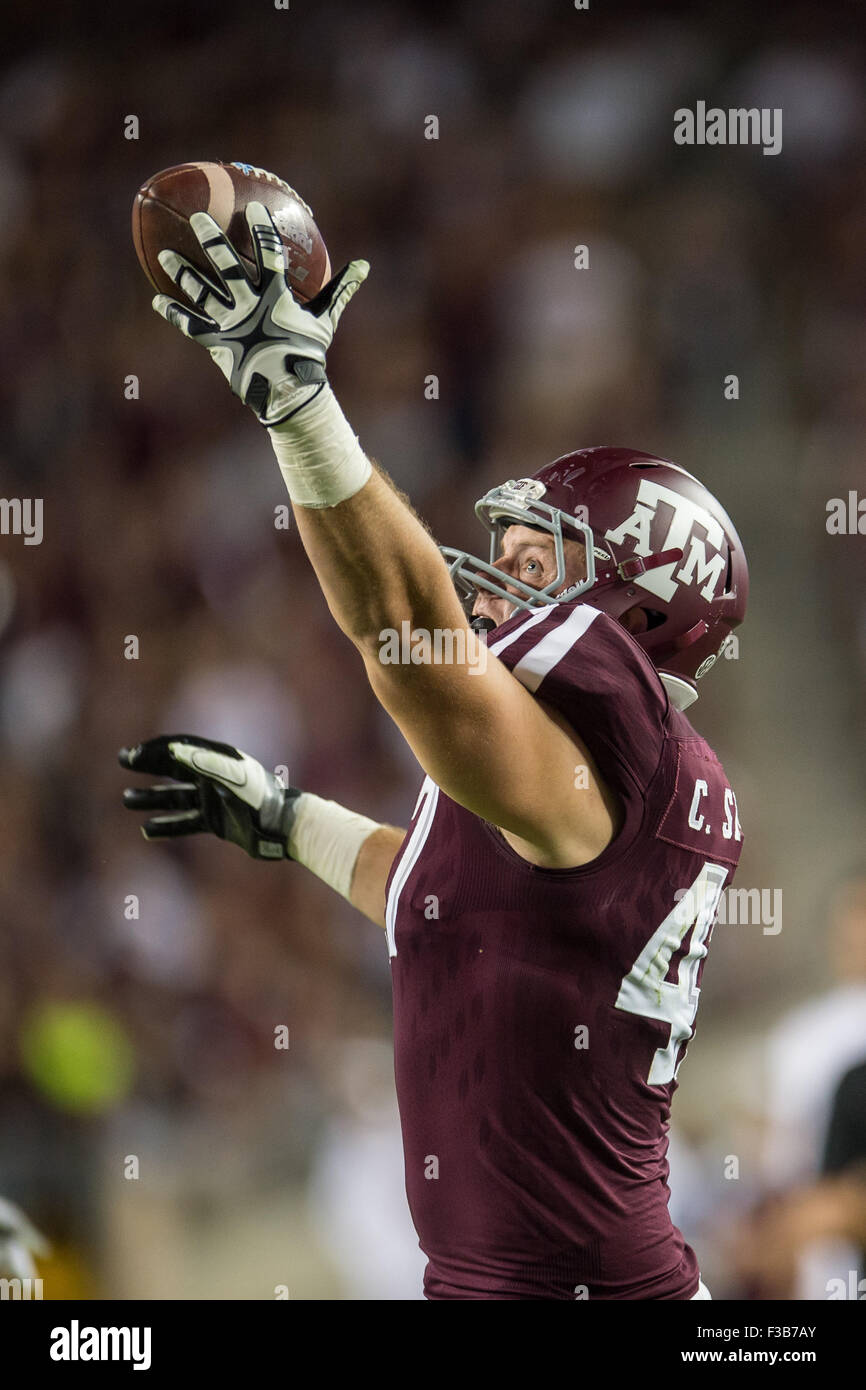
[
  {"left": 152, "top": 202, "right": 369, "bottom": 427},
  {"left": 119, "top": 734, "right": 301, "bottom": 861}
]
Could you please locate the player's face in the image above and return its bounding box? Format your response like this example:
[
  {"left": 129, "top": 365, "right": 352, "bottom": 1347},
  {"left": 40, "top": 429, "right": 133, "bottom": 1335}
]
[{"left": 471, "top": 524, "right": 587, "bottom": 628}]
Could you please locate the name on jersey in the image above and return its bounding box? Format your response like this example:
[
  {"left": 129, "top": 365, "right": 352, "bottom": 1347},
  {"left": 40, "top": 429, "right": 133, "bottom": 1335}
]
[
  {"left": 656, "top": 759, "right": 743, "bottom": 868},
  {"left": 688, "top": 777, "right": 741, "bottom": 841}
]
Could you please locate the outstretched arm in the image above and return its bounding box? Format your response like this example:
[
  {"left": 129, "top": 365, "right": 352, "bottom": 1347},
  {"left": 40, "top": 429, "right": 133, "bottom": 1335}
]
[
  {"left": 152, "top": 204, "right": 620, "bottom": 869},
  {"left": 351, "top": 825, "right": 409, "bottom": 929},
  {"left": 285, "top": 465, "right": 619, "bottom": 868}
]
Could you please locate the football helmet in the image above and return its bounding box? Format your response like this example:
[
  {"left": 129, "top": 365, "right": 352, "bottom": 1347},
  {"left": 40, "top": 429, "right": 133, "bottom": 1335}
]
[{"left": 440, "top": 446, "right": 748, "bottom": 709}]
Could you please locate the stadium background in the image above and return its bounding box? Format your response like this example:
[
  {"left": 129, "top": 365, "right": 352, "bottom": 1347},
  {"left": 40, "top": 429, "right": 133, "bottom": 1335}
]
[{"left": 0, "top": 0, "right": 864, "bottom": 1298}]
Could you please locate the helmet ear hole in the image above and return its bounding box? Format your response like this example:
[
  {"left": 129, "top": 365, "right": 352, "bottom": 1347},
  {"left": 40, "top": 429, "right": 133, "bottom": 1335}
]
[{"left": 621, "top": 606, "right": 666, "bottom": 636}]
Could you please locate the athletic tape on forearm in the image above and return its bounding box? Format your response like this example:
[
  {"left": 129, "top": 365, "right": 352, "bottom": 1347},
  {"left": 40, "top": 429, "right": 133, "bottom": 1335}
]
[
  {"left": 268, "top": 385, "right": 372, "bottom": 508},
  {"left": 286, "top": 792, "right": 381, "bottom": 899}
]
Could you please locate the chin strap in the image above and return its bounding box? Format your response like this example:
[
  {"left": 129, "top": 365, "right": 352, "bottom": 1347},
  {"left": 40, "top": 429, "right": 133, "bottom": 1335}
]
[{"left": 615, "top": 546, "right": 684, "bottom": 581}]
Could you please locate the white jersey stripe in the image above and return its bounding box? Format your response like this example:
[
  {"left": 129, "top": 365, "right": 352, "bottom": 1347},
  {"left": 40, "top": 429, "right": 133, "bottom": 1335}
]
[
  {"left": 488, "top": 605, "right": 550, "bottom": 658},
  {"left": 385, "top": 775, "right": 440, "bottom": 959},
  {"left": 510, "top": 604, "right": 600, "bottom": 692}
]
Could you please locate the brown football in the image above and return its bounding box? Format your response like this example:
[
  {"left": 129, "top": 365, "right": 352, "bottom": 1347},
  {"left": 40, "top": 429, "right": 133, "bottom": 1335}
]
[{"left": 132, "top": 160, "right": 331, "bottom": 305}]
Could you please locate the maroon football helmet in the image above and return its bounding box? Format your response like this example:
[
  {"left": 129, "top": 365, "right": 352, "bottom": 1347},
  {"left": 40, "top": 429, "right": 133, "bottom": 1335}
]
[{"left": 440, "top": 446, "right": 748, "bottom": 707}]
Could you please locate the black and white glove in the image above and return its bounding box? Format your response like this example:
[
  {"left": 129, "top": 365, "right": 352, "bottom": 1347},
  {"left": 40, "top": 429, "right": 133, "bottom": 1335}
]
[
  {"left": 153, "top": 203, "right": 369, "bottom": 426},
  {"left": 119, "top": 734, "right": 301, "bottom": 861}
]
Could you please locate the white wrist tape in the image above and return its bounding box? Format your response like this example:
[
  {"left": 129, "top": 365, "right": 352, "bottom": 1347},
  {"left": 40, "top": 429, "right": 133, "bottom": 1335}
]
[
  {"left": 287, "top": 792, "right": 380, "bottom": 899},
  {"left": 268, "top": 385, "right": 372, "bottom": 508}
]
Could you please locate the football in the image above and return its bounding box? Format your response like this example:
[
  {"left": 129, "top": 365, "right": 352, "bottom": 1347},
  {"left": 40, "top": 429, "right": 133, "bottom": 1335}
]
[{"left": 132, "top": 160, "right": 332, "bottom": 305}]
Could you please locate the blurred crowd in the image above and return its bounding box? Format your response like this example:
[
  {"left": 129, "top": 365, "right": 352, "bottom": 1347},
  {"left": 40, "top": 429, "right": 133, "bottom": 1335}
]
[{"left": 0, "top": 0, "right": 864, "bottom": 1297}]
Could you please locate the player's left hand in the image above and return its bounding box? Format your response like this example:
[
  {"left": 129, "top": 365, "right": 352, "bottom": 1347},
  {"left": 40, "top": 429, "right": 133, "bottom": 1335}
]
[
  {"left": 153, "top": 202, "right": 369, "bottom": 427},
  {"left": 119, "top": 733, "right": 301, "bottom": 860}
]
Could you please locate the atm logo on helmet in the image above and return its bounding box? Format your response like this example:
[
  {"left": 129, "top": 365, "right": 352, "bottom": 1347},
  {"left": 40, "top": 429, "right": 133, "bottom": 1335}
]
[{"left": 604, "top": 478, "right": 726, "bottom": 602}]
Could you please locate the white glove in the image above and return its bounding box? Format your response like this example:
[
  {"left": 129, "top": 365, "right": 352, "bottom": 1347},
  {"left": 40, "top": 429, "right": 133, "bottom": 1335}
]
[{"left": 153, "top": 202, "right": 369, "bottom": 427}]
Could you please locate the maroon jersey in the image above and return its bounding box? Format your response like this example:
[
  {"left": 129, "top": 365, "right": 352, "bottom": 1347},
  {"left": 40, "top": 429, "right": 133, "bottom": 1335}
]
[{"left": 385, "top": 602, "right": 743, "bottom": 1299}]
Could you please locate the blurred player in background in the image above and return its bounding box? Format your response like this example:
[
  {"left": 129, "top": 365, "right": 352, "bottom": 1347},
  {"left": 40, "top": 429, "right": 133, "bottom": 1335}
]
[
  {"left": 0, "top": 1196, "right": 49, "bottom": 1287},
  {"left": 121, "top": 203, "right": 748, "bottom": 1299},
  {"left": 735, "top": 871, "right": 866, "bottom": 1298},
  {"left": 736, "top": 1055, "right": 866, "bottom": 1299}
]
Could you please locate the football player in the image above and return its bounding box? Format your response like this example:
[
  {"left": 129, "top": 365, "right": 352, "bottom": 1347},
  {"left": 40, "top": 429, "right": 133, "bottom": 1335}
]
[{"left": 121, "top": 205, "right": 747, "bottom": 1299}]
